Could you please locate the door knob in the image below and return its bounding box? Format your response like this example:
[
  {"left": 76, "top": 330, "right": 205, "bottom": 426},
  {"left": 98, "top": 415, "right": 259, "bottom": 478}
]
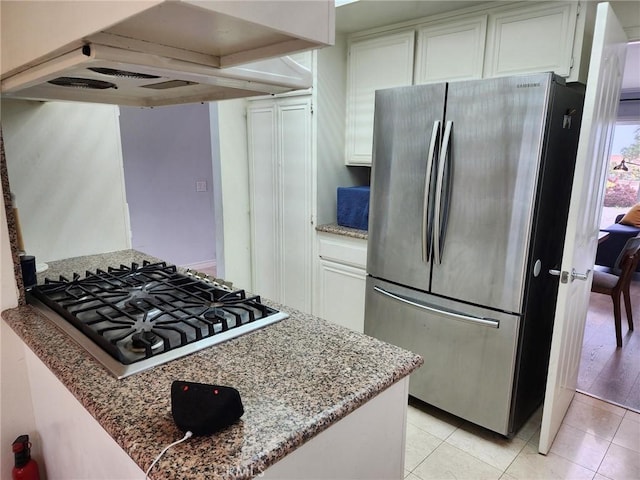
[
  {"left": 548, "top": 269, "right": 590, "bottom": 283},
  {"left": 571, "top": 269, "right": 590, "bottom": 281}
]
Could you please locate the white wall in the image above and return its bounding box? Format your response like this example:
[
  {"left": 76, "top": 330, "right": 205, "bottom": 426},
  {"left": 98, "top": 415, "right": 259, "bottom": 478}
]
[
  {"left": 0, "top": 184, "right": 18, "bottom": 309},
  {"left": 119, "top": 103, "right": 217, "bottom": 268},
  {"left": 2, "top": 100, "right": 130, "bottom": 263},
  {"left": 1, "top": 100, "right": 131, "bottom": 478},
  {"left": 1, "top": 174, "right": 37, "bottom": 480},
  {"left": 315, "top": 31, "right": 369, "bottom": 226}
]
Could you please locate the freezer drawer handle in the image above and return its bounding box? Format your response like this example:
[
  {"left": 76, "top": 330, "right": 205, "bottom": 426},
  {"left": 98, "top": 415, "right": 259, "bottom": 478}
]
[{"left": 373, "top": 286, "right": 500, "bottom": 328}]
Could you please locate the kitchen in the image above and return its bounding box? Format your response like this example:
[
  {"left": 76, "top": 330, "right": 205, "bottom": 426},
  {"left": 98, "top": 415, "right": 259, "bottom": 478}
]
[
  {"left": 2, "top": 1, "right": 639, "bottom": 479},
  {"left": 0, "top": 2, "right": 422, "bottom": 478}
]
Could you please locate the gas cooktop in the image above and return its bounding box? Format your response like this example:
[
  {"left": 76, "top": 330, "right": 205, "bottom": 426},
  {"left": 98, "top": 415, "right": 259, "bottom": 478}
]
[{"left": 28, "top": 261, "right": 288, "bottom": 378}]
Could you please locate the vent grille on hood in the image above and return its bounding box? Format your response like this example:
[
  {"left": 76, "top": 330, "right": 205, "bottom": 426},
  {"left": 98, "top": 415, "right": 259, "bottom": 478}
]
[
  {"left": 48, "top": 77, "right": 117, "bottom": 90},
  {"left": 87, "top": 67, "right": 161, "bottom": 79},
  {"left": 140, "top": 80, "right": 198, "bottom": 90}
]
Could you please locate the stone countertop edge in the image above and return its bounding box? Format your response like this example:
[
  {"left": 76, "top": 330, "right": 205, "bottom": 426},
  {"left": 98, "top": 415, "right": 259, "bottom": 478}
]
[
  {"left": 316, "top": 223, "right": 368, "bottom": 240},
  {"left": 2, "top": 249, "right": 422, "bottom": 480}
]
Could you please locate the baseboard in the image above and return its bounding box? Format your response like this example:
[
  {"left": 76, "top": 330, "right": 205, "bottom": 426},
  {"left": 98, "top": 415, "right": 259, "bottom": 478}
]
[
  {"left": 180, "top": 259, "right": 217, "bottom": 271},
  {"left": 576, "top": 389, "right": 640, "bottom": 414}
]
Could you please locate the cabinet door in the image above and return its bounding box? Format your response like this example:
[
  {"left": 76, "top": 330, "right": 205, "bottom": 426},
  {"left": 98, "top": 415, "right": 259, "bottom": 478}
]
[
  {"left": 345, "top": 31, "right": 415, "bottom": 166},
  {"left": 485, "top": 2, "right": 578, "bottom": 78},
  {"left": 318, "top": 260, "right": 367, "bottom": 333},
  {"left": 414, "top": 16, "right": 487, "bottom": 84},
  {"left": 279, "top": 98, "right": 313, "bottom": 313},
  {"left": 247, "top": 96, "right": 313, "bottom": 313},
  {"left": 317, "top": 233, "right": 367, "bottom": 332},
  {"left": 247, "top": 102, "right": 280, "bottom": 303}
]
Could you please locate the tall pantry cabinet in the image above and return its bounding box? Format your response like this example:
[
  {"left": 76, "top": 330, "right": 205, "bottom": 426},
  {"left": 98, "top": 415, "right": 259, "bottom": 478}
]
[{"left": 246, "top": 95, "right": 314, "bottom": 313}]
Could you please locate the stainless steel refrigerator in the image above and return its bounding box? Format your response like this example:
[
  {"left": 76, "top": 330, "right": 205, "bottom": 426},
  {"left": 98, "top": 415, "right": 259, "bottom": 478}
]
[{"left": 364, "top": 73, "right": 584, "bottom": 437}]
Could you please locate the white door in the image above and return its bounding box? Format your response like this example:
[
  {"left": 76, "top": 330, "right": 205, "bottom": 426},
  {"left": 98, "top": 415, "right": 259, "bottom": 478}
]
[
  {"left": 539, "top": 3, "right": 627, "bottom": 454},
  {"left": 247, "top": 95, "right": 313, "bottom": 313}
]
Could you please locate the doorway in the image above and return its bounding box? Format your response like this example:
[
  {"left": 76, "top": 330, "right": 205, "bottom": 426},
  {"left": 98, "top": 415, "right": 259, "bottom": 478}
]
[
  {"left": 577, "top": 41, "right": 640, "bottom": 412},
  {"left": 119, "top": 103, "right": 218, "bottom": 274}
]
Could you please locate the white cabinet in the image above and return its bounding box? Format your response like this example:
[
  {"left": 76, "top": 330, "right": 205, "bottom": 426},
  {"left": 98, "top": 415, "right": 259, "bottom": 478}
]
[
  {"left": 247, "top": 95, "right": 313, "bottom": 313},
  {"left": 344, "top": 2, "right": 593, "bottom": 167},
  {"left": 345, "top": 31, "right": 415, "bottom": 166},
  {"left": 485, "top": 2, "right": 579, "bottom": 79},
  {"left": 317, "top": 232, "right": 368, "bottom": 332},
  {"left": 414, "top": 15, "right": 487, "bottom": 84},
  {"left": 21, "top": 335, "right": 408, "bottom": 480}
]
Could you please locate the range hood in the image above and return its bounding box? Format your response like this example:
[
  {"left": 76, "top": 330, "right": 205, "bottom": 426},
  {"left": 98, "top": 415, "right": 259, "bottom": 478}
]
[
  {"left": 0, "top": 1, "right": 335, "bottom": 106},
  {"left": 1, "top": 44, "right": 314, "bottom": 107}
]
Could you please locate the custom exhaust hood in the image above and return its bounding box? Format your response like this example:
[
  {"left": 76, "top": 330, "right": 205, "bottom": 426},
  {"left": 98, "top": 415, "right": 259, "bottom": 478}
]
[{"left": 0, "top": 1, "right": 335, "bottom": 107}]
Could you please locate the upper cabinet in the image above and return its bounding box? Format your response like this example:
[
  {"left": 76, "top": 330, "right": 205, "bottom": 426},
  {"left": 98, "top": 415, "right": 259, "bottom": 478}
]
[
  {"left": 414, "top": 15, "right": 488, "bottom": 84},
  {"left": 344, "top": 31, "right": 415, "bottom": 166},
  {"left": 344, "top": 1, "right": 594, "bottom": 166},
  {"left": 484, "top": 2, "right": 579, "bottom": 78}
]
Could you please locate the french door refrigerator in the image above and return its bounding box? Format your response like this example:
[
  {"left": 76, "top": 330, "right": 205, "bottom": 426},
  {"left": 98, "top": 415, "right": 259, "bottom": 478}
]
[{"left": 364, "top": 73, "right": 584, "bottom": 436}]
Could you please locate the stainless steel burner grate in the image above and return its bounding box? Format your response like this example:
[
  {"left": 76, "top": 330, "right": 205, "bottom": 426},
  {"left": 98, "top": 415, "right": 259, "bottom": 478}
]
[{"left": 28, "top": 261, "right": 288, "bottom": 378}]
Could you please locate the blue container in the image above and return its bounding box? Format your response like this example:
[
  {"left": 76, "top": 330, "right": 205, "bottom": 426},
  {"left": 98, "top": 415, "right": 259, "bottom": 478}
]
[{"left": 337, "top": 186, "right": 370, "bottom": 231}]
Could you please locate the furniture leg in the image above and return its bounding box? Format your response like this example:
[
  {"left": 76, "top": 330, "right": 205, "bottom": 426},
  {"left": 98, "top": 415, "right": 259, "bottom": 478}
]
[
  {"left": 623, "top": 288, "right": 634, "bottom": 331},
  {"left": 612, "top": 293, "right": 623, "bottom": 348}
]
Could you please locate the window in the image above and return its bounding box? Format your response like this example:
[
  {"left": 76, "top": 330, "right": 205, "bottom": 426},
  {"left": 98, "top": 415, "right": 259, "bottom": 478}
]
[{"left": 601, "top": 122, "right": 640, "bottom": 227}]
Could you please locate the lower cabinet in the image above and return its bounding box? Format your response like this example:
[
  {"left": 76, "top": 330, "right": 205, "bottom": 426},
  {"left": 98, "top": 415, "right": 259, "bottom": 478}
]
[
  {"left": 316, "top": 232, "right": 368, "bottom": 332},
  {"left": 16, "top": 332, "right": 408, "bottom": 479}
]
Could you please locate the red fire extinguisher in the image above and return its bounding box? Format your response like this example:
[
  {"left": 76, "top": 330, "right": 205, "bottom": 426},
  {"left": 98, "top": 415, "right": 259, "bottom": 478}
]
[{"left": 12, "top": 435, "right": 40, "bottom": 480}]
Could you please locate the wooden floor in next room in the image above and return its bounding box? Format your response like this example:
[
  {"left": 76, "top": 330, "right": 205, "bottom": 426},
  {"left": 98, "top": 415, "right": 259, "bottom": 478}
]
[{"left": 578, "top": 275, "right": 640, "bottom": 412}]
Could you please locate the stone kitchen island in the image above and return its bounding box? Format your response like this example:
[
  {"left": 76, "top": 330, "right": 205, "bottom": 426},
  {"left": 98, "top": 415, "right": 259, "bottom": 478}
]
[{"left": 1, "top": 250, "right": 422, "bottom": 479}]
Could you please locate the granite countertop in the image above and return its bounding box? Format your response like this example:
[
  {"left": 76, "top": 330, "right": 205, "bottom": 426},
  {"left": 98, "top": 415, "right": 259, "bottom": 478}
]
[
  {"left": 316, "top": 223, "right": 368, "bottom": 240},
  {"left": 2, "top": 250, "right": 421, "bottom": 479}
]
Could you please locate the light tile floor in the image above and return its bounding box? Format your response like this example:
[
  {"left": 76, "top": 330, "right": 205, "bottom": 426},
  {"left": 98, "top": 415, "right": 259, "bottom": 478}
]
[{"left": 405, "top": 393, "right": 640, "bottom": 480}]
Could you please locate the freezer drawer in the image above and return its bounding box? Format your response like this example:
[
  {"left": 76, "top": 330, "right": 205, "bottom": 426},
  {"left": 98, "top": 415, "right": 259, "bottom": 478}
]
[{"left": 364, "top": 277, "right": 520, "bottom": 435}]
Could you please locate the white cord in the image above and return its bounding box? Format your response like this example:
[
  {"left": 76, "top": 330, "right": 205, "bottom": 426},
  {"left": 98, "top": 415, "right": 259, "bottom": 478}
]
[{"left": 145, "top": 431, "right": 193, "bottom": 479}]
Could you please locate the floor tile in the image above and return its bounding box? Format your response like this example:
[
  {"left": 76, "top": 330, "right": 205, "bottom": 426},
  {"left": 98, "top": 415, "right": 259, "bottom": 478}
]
[
  {"left": 549, "top": 423, "right": 610, "bottom": 471},
  {"left": 412, "top": 442, "right": 502, "bottom": 480},
  {"left": 515, "top": 407, "right": 542, "bottom": 442},
  {"left": 407, "top": 401, "right": 463, "bottom": 440},
  {"left": 612, "top": 415, "right": 640, "bottom": 453},
  {"left": 527, "top": 427, "right": 541, "bottom": 450},
  {"left": 405, "top": 473, "right": 421, "bottom": 480},
  {"left": 598, "top": 443, "right": 640, "bottom": 480},
  {"left": 563, "top": 397, "right": 624, "bottom": 441},
  {"left": 573, "top": 392, "right": 627, "bottom": 417},
  {"left": 624, "top": 409, "right": 640, "bottom": 423},
  {"left": 404, "top": 422, "right": 442, "bottom": 471},
  {"left": 445, "top": 421, "right": 527, "bottom": 471},
  {"left": 499, "top": 474, "right": 517, "bottom": 480},
  {"left": 505, "top": 442, "right": 596, "bottom": 479}
]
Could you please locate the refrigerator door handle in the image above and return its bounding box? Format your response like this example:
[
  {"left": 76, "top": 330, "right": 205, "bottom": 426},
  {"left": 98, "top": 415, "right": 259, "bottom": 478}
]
[
  {"left": 422, "top": 120, "right": 441, "bottom": 262},
  {"left": 433, "top": 120, "right": 453, "bottom": 265},
  {"left": 373, "top": 285, "right": 500, "bottom": 328},
  {"left": 433, "top": 121, "right": 453, "bottom": 265}
]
